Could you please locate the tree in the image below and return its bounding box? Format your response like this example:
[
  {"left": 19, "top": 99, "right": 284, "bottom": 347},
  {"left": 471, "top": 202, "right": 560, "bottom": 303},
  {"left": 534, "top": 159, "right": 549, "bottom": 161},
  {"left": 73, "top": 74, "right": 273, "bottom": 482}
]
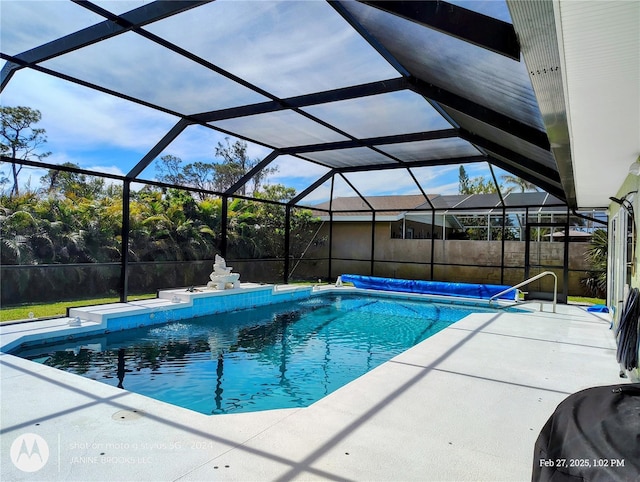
[
  {"left": 582, "top": 228, "right": 607, "bottom": 298},
  {"left": 156, "top": 155, "right": 187, "bottom": 186},
  {"left": 126, "top": 187, "right": 218, "bottom": 262},
  {"left": 468, "top": 176, "right": 498, "bottom": 194},
  {"left": 501, "top": 174, "right": 539, "bottom": 193},
  {"left": 41, "top": 162, "right": 105, "bottom": 199},
  {"left": 157, "top": 140, "right": 278, "bottom": 199},
  {"left": 458, "top": 165, "right": 470, "bottom": 194},
  {"left": 214, "top": 138, "right": 277, "bottom": 196},
  {"left": 458, "top": 165, "right": 497, "bottom": 194},
  {"left": 0, "top": 106, "right": 51, "bottom": 197},
  {"left": 184, "top": 162, "right": 216, "bottom": 196},
  {"left": 255, "top": 184, "right": 296, "bottom": 203},
  {"left": 156, "top": 155, "right": 219, "bottom": 201},
  {"left": 158, "top": 155, "right": 216, "bottom": 200},
  {"left": 0, "top": 193, "right": 42, "bottom": 264},
  {"left": 457, "top": 165, "right": 501, "bottom": 239}
]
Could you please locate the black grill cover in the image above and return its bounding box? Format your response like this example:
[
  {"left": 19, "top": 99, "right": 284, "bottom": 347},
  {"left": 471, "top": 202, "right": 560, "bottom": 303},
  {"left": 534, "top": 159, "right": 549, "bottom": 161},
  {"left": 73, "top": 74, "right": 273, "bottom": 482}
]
[{"left": 532, "top": 383, "right": 640, "bottom": 481}]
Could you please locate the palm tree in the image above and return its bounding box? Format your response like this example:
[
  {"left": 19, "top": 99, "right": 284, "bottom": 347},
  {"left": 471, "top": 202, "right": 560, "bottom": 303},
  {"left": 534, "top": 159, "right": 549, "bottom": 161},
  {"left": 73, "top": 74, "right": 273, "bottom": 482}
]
[
  {"left": 0, "top": 192, "right": 52, "bottom": 263},
  {"left": 582, "top": 229, "right": 607, "bottom": 298},
  {"left": 226, "top": 198, "right": 261, "bottom": 258},
  {"left": 501, "top": 175, "right": 539, "bottom": 194}
]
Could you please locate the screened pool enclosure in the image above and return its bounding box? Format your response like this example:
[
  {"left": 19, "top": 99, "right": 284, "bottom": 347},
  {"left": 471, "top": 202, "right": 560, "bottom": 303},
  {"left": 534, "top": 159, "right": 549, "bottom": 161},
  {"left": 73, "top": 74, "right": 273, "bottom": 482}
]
[{"left": 1, "top": 1, "right": 610, "bottom": 307}]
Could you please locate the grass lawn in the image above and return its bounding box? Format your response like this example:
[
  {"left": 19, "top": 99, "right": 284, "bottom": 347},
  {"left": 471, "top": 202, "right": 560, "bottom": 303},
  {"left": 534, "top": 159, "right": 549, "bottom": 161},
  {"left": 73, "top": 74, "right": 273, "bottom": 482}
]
[
  {"left": 1, "top": 293, "right": 157, "bottom": 322},
  {"left": 567, "top": 296, "right": 606, "bottom": 305}
]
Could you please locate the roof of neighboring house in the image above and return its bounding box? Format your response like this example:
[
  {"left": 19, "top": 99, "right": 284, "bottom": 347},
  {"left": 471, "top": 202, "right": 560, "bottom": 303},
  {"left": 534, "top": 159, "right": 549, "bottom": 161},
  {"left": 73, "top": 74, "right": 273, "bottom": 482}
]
[
  {"left": 312, "top": 194, "right": 434, "bottom": 217},
  {"left": 548, "top": 229, "right": 593, "bottom": 238},
  {"left": 424, "top": 191, "right": 568, "bottom": 213},
  {"left": 312, "top": 192, "right": 570, "bottom": 219}
]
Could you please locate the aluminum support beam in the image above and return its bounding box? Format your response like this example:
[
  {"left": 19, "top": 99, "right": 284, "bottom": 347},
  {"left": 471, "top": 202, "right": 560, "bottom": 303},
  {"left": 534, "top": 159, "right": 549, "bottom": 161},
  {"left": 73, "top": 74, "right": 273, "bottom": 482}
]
[
  {"left": 225, "top": 151, "right": 280, "bottom": 196},
  {"left": 193, "top": 77, "right": 407, "bottom": 123},
  {"left": 128, "top": 119, "right": 192, "bottom": 179},
  {"left": 360, "top": 0, "right": 520, "bottom": 60},
  {"left": 119, "top": 179, "right": 131, "bottom": 302},
  {"left": 1, "top": 1, "right": 210, "bottom": 90}
]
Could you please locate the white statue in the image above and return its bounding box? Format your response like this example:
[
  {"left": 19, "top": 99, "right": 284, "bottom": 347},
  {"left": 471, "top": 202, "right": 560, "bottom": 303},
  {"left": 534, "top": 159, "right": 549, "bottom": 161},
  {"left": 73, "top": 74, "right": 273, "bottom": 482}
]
[{"left": 207, "top": 254, "right": 240, "bottom": 290}]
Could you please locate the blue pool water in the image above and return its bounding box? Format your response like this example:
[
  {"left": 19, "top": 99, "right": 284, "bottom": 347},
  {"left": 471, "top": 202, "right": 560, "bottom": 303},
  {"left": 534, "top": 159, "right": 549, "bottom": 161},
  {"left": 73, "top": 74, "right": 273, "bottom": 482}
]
[{"left": 14, "top": 294, "right": 499, "bottom": 415}]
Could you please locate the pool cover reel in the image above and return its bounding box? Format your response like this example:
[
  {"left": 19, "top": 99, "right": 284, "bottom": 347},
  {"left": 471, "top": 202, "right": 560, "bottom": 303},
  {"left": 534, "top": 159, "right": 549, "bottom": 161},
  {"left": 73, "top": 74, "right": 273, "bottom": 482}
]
[{"left": 339, "top": 274, "right": 518, "bottom": 301}]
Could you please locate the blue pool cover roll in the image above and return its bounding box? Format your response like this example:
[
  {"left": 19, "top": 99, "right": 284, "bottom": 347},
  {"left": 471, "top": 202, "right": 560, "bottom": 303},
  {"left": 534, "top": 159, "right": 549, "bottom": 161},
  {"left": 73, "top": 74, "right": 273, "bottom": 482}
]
[{"left": 340, "top": 274, "right": 517, "bottom": 301}]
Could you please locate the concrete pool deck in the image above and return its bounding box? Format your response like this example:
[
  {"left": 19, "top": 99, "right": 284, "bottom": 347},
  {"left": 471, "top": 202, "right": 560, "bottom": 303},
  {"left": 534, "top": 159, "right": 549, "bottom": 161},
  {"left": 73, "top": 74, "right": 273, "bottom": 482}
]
[{"left": 0, "top": 290, "right": 629, "bottom": 481}]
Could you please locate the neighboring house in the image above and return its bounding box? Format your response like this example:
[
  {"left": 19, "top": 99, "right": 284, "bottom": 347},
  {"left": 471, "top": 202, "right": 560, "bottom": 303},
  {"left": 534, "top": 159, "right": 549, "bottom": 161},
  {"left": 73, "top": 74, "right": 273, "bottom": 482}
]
[
  {"left": 312, "top": 194, "right": 459, "bottom": 240},
  {"left": 306, "top": 193, "right": 602, "bottom": 297},
  {"left": 312, "top": 192, "right": 589, "bottom": 241}
]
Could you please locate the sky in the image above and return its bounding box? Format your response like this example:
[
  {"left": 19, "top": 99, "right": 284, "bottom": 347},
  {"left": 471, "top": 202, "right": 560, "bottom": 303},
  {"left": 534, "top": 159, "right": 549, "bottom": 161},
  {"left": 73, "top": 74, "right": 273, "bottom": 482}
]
[{"left": 0, "top": 0, "right": 516, "bottom": 205}]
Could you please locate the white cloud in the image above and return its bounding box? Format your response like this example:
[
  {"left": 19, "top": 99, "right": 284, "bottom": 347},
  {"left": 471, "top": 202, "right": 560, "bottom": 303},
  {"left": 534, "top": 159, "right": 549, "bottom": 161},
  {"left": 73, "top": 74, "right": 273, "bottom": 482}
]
[
  {"left": 298, "top": 186, "right": 332, "bottom": 205},
  {"left": 85, "top": 165, "right": 125, "bottom": 178},
  {"left": 91, "top": 1, "right": 154, "bottom": 16},
  {"left": 2, "top": 164, "right": 48, "bottom": 192},
  {"left": 267, "top": 156, "right": 471, "bottom": 202},
  {"left": 428, "top": 180, "right": 460, "bottom": 195},
  {"left": 342, "top": 170, "right": 421, "bottom": 196},
  {"left": 270, "top": 156, "right": 329, "bottom": 181},
  {"left": 0, "top": 1, "right": 101, "bottom": 56},
  {"left": 154, "top": 125, "right": 228, "bottom": 164},
  {"left": 146, "top": 127, "right": 276, "bottom": 181},
  {"left": 40, "top": 33, "right": 267, "bottom": 115},
  {"left": 294, "top": 163, "right": 464, "bottom": 205},
  {"left": 304, "top": 91, "right": 452, "bottom": 140},
  {"left": 146, "top": 1, "right": 398, "bottom": 98},
  {"left": 2, "top": 69, "right": 178, "bottom": 168}
]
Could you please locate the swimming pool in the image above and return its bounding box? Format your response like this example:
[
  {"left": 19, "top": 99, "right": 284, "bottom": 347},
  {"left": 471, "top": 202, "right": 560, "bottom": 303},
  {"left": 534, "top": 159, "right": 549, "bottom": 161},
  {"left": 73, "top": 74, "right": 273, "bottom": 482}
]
[{"left": 12, "top": 293, "right": 506, "bottom": 415}]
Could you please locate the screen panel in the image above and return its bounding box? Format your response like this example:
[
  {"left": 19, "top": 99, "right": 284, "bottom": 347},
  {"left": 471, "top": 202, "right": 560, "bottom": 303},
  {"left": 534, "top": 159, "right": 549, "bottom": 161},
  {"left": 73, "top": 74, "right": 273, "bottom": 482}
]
[
  {"left": 145, "top": 1, "right": 398, "bottom": 98},
  {"left": 0, "top": 1, "right": 102, "bottom": 56},
  {"left": 41, "top": 32, "right": 268, "bottom": 115},
  {"left": 211, "top": 110, "right": 350, "bottom": 149},
  {"left": 303, "top": 90, "right": 453, "bottom": 139},
  {"left": 301, "top": 147, "right": 397, "bottom": 169},
  {"left": 1, "top": 69, "right": 179, "bottom": 177},
  {"left": 341, "top": 1, "right": 545, "bottom": 130},
  {"left": 377, "top": 137, "right": 481, "bottom": 162},
  {"left": 342, "top": 169, "right": 426, "bottom": 201}
]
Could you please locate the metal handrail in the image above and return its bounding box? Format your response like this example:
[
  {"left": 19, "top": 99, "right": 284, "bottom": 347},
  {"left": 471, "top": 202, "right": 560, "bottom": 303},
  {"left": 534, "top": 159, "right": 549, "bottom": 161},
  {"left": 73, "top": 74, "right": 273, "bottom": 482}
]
[{"left": 489, "top": 271, "right": 558, "bottom": 313}]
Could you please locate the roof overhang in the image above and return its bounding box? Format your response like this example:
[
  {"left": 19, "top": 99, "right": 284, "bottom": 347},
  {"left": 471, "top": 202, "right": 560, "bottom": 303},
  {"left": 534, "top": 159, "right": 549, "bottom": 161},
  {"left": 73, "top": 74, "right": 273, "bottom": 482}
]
[{"left": 509, "top": 0, "right": 640, "bottom": 209}]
